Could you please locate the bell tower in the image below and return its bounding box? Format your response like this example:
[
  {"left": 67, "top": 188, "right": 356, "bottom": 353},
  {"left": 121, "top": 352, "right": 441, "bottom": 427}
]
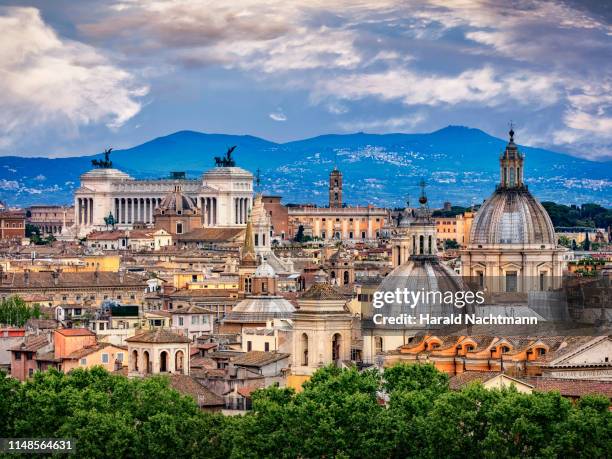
[
  {"left": 499, "top": 125, "right": 524, "bottom": 189},
  {"left": 329, "top": 167, "right": 342, "bottom": 208}
]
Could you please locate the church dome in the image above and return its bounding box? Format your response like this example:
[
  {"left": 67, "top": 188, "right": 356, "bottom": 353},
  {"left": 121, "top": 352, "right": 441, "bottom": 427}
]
[
  {"left": 368, "top": 257, "right": 466, "bottom": 331},
  {"left": 469, "top": 188, "right": 555, "bottom": 246},
  {"left": 469, "top": 128, "right": 555, "bottom": 247},
  {"left": 254, "top": 260, "right": 276, "bottom": 278},
  {"left": 158, "top": 185, "right": 197, "bottom": 214},
  {"left": 223, "top": 296, "right": 295, "bottom": 323}
]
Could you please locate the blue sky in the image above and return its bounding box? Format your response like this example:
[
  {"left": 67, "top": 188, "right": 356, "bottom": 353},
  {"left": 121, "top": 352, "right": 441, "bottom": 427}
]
[{"left": 0, "top": 0, "right": 610, "bottom": 159}]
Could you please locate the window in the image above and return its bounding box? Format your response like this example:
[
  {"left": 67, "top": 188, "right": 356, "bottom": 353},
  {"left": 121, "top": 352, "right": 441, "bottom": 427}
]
[
  {"left": 247, "top": 341, "right": 252, "bottom": 351},
  {"left": 176, "top": 222, "right": 183, "bottom": 234},
  {"left": 14, "top": 352, "right": 21, "bottom": 361},
  {"left": 101, "top": 353, "right": 109, "bottom": 364},
  {"left": 505, "top": 271, "right": 518, "bottom": 292},
  {"left": 178, "top": 317, "right": 184, "bottom": 326},
  {"left": 80, "top": 358, "right": 87, "bottom": 365},
  {"left": 117, "top": 352, "right": 124, "bottom": 362},
  {"left": 28, "top": 368, "right": 34, "bottom": 377},
  {"left": 191, "top": 315, "right": 199, "bottom": 325},
  {"left": 254, "top": 234, "right": 259, "bottom": 246},
  {"left": 264, "top": 342, "right": 270, "bottom": 352}
]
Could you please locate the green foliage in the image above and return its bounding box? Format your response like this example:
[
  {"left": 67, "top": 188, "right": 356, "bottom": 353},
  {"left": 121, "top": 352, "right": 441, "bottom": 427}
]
[
  {"left": 542, "top": 202, "right": 612, "bottom": 228},
  {"left": 432, "top": 206, "right": 469, "bottom": 217},
  {"left": 1, "top": 364, "right": 611, "bottom": 458},
  {"left": 443, "top": 238, "right": 460, "bottom": 250},
  {"left": 0, "top": 296, "right": 40, "bottom": 327}
]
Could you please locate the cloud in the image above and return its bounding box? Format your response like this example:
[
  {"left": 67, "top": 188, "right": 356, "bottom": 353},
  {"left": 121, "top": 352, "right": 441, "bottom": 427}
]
[
  {"left": 0, "top": 7, "right": 147, "bottom": 151},
  {"left": 338, "top": 114, "right": 425, "bottom": 132},
  {"left": 269, "top": 110, "right": 287, "bottom": 122},
  {"left": 6, "top": 1, "right": 612, "bottom": 158},
  {"left": 317, "top": 66, "right": 560, "bottom": 108}
]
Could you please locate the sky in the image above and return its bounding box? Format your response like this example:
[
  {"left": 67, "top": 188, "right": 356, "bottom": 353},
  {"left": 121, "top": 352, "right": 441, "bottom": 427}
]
[{"left": 0, "top": 0, "right": 610, "bottom": 160}]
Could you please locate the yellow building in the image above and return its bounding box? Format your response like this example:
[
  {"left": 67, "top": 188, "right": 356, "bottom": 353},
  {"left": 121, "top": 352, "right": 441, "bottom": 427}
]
[
  {"left": 434, "top": 211, "right": 474, "bottom": 247},
  {"left": 1, "top": 254, "right": 120, "bottom": 273},
  {"left": 61, "top": 343, "right": 127, "bottom": 373}
]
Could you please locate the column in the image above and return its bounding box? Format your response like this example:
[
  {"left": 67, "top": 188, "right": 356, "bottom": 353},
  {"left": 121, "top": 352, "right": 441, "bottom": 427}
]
[
  {"left": 90, "top": 198, "right": 94, "bottom": 224},
  {"left": 235, "top": 198, "right": 238, "bottom": 224}
]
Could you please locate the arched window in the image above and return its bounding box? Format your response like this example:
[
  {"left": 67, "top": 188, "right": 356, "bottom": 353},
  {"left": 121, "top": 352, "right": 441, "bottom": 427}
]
[
  {"left": 143, "top": 350, "right": 150, "bottom": 374},
  {"left": 254, "top": 234, "right": 259, "bottom": 246},
  {"left": 301, "top": 333, "right": 309, "bottom": 366},
  {"left": 332, "top": 333, "right": 342, "bottom": 361},
  {"left": 262, "top": 234, "right": 266, "bottom": 246},
  {"left": 343, "top": 271, "right": 350, "bottom": 285},
  {"left": 175, "top": 350, "right": 184, "bottom": 374},
  {"left": 159, "top": 351, "right": 168, "bottom": 372},
  {"left": 132, "top": 350, "right": 139, "bottom": 372}
]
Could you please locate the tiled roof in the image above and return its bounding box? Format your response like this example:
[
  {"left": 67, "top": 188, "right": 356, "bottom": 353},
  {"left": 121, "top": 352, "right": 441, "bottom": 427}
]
[
  {"left": 237, "top": 386, "right": 259, "bottom": 398},
  {"left": 64, "top": 343, "right": 125, "bottom": 360},
  {"left": 299, "top": 282, "right": 345, "bottom": 300},
  {"left": 87, "top": 230, "right": 126, "bottom": 241},
  {"left": 169, "top": 305, "right": 215, "bottom": 315},
  {"left": 526, "top": 377, "right": 612, "bottom": 398},
  {"left": 168, "top": 374, "right": 224, "bottom": 407},
  {"left": 448, "top": 371, "right": 505, "bottom": 390},
  {"left": 55, "top": 328, "right": 95, "bottom": 337},
  {"left": 177, "top": 227, "right": 244, "bottom": 243},
  {"left": 0, "top": 271, "right": 147, "bottom": 289},
  {"left": 125, "top": 328, "right": 191, "bottom": 344},
  {"left": 9, "top": 335, "right": 49, "bottom": 352},
  {"left": 231, "top": 351, "right": 290, "bottom": 368}
]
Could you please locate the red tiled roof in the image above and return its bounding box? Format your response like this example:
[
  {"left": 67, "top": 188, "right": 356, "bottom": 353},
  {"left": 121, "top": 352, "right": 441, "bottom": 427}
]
[
  {"left": 237, "top": 386, "right": 258, "bottom": 398},
  {"left": 527, "top": 377, "right": 612, "bottom": 398},
  {"left": 55, "top": 328, "right": 95, "bottom": 337}
]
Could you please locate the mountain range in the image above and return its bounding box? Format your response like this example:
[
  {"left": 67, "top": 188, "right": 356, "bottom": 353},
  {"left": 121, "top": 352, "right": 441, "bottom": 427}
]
[{"left": 1, "top": 126, "right": 610, "bottom": 208}]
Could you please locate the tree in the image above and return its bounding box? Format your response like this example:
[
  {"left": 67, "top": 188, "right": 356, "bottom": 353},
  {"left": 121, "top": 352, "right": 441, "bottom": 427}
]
[
  {"left": 583, "top": 231, "right": 591, "bottom": 251},
  {"left": 294, "top": 225, "right": 305, "bottom": 242},
  {"left": 443, "top": 239, "right": 460, "bottom": 250},
  {"left": 0, "top": 296, "right": 40, "bottom": 327}
]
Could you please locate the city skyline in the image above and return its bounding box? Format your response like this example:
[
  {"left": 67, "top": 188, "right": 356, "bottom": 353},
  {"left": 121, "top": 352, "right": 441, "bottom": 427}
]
[{"left": 0, "top": 1, "right": 610, "bottom": 160}]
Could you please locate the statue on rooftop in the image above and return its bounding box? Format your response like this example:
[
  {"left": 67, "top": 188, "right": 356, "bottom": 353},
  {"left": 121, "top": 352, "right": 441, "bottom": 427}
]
[
  {"left": 92, "top": 148, "right": 113, "bottom": 168},
  {"left": 214, "top": 146, "right": 236, "bottom": 167}
]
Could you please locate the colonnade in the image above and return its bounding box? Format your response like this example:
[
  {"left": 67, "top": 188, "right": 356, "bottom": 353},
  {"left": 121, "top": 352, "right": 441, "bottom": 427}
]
[
  {"left": 76, "top": 198, "right": 94, "bottom": 225},
  {"left": 234, "top": 197, "right": 249, "bottom": 224}
]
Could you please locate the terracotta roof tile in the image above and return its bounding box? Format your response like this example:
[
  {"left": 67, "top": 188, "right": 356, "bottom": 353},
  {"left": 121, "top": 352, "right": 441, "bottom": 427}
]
[
  {"left": 168, "top": 374, "right": 224, "bottom": 406},
  {"left": 125, "top": 329, "right": 191, "bottom": 344},
  {"left": 231, "top": 351, "right": 290, "bottom": 368}
]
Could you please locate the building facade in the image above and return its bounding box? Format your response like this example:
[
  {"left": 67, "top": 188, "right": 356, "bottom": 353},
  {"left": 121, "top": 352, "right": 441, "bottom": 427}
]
[
  {"left": 27, "top": 205, "right": 74, "bottom": 236},
  {"left": 70, "top": 158, "right": 253, "bottom": 237}
]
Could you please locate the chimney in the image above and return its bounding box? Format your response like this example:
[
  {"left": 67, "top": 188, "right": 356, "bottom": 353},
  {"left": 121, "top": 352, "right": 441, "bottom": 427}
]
[{"left": 52, "top": 269, "right": 60, "bottom": 286}]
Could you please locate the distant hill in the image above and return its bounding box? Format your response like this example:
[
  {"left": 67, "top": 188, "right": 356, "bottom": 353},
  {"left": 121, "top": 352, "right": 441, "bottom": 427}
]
[{"left": 1, "top": 126, "right": 610, "bottom": 208}]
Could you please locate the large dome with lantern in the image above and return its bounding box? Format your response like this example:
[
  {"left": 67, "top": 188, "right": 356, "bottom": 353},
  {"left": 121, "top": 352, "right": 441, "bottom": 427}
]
[{"left": 468, "top": 129, "right": 556, "bottom": 248}]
